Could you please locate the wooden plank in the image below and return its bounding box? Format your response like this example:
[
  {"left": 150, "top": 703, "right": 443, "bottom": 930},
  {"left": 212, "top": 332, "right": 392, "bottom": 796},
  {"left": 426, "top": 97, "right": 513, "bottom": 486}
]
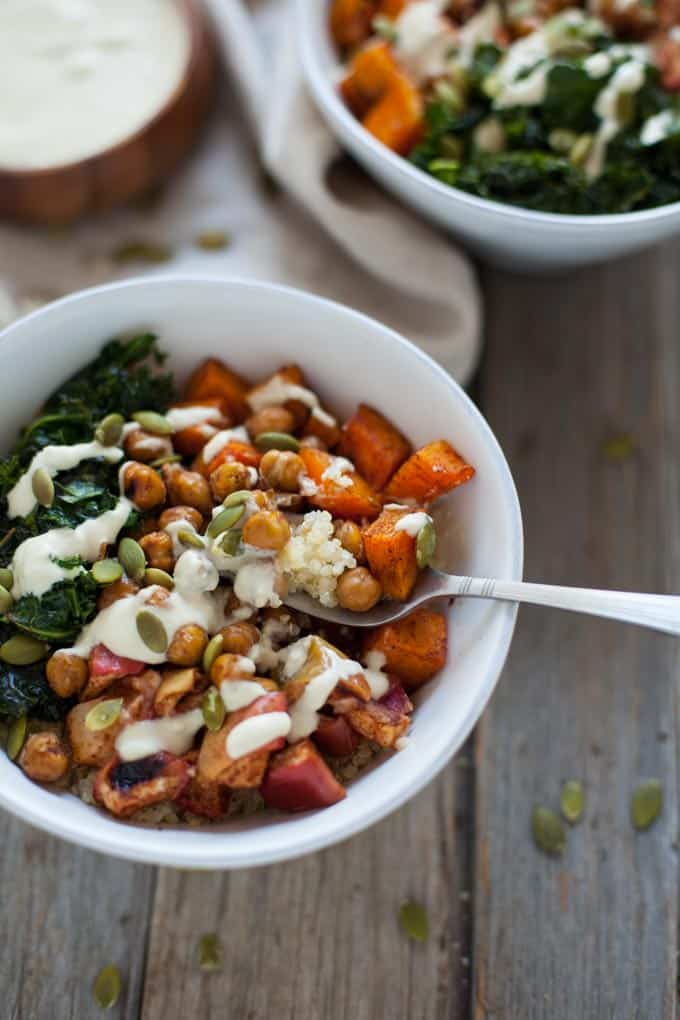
[
  {"left": 474, "top": 241, "right": 680, "bottom": 1019},
  {"left": 141, "top": 746, "right": 474, "bottom": 1020},
  {"left": 2, "top": 812, "right": 155, "bottom": 1020}
]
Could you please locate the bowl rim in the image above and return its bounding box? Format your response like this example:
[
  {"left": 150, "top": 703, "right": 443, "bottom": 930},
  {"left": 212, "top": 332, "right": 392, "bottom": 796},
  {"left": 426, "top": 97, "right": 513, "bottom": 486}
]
[
  {"left": 297, "top": 0, "right": 680, "bottom": 230},
  {"left": 0, "top": 275, "right": 523, "bottom": 868}
]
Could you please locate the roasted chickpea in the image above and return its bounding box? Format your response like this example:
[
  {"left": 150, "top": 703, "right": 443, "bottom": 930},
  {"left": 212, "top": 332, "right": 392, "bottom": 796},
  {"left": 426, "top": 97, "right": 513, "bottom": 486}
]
[
  {"left": 218, "top": 621, "right": 260, "bottom": 655},
  {"left": 209, "top": 461, "right": 254, "bottom": 502},
  {"left": 245, "top": 405, "right": 296, "bottom": 439},
  {"left": 124, "top": 427, "right": 174, "bottom": 464},
  {"left": 259, "top": 449, "right": 305, "bottom": 492},
  {"left": 336, "top": 567, "right": 382, "bottom": 612},
  {"left": 123, "top": 462, "right": 167, "bottom": 511},
  {"left": 334, "top": 519, "right": 365, "bottom": 562},
  {"left": 158, "top": 506, "right": 204, "bottom": 531},
  {"left": 210, "top": 652, "right": 256, "bottom": 685},
  {"left": 242, "top": 509, "right": 291, "bottom": 551},
  {"left": 299, "top": 435, "right": 327, "bottom": 451},
  {"left": 163, "top": 464, "right": 213, "bottom": 514},
  {"left": 19, "top": 732, "right": 70, "bottom": 783},
  {"left": 167, "top": 624, "right": 209, "bottom": 666},
  {"left": 46, "top": 652, "right": 88, "bottom": 698},
  {"left": 146, "top": 587, "right": 171, "bottom": 608},
  {"left": 139, "top": 531, "right": 175, "bottom": 572},
  {"left": 97, "top": 577, "right": 139, "bottom": 611}
]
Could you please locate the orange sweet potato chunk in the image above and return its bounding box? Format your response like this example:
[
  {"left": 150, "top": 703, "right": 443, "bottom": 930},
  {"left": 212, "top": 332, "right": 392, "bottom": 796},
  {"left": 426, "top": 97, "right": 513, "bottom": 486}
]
[
  {"left": 363, "top": 507, "right": 421, "bottom": 600},
  {"left": 299, "top": 448, "right": 382, "bottom": 521},
  {"left": 330, "top": 0, "right": 377, "bottom": 48},
  {"left": 362, "top": 608, "right": 447, "bottom": 689},
  {"left": 340, "top": 40, "right": 399, "bottom": 116},
  {"left": 384, "top": 440, "right": 475, "bottom": 503},
  {"left": 342, "top": 403, "right": 412, "bottom": 490},
  {"left": 362, "top": 72, "right": 424, "bottom": 155},
  {"left": 184, "top": 358, "right": 251, "bottom": 423}
]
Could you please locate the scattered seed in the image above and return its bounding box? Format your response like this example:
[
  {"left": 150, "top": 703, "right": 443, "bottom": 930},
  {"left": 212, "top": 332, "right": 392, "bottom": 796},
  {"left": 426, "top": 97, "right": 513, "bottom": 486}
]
[
  {"left": 416, "top": 519, "right": 437, "bottom": 568},
  {"left": 91, "top": 559, "right": 123, "bottom": 585},
  {"left": 0, "top": 567, "right": 13, "bottom": 591},
  {"left": 631, "top": 779, "right": 663, "bottom": 831},
  {"left": 136, "top": 611, "right": 168, "bottom": 654},
  {"left": 93, "top": 964, "right": 122, "bottom": 1009},
  {"left": 118, "top": 537, "right": 146, "bottom": 582},
  {"left": 206, "top": 504, "right": 245, "bottom": 539},
  {"left": 86, "top": 698, "right": 123, "bottom": 732},
  {"left": 216, "top": 529, "right": 241, "bottom": 557},
  {"left": 32, "top": 467, "right": 55, "bottom": 508},
  {"left": 560, "top": 780, "right": 584, "bottom": 825},
  {"left": 398, "top": 901, "right": 428, "bottom": 943},
  {"left": 95, "top": 412, "right": 125, "bottom": 447},
  {"left": 254, "top": 431, "right": 301, "bottom": 453},
  {"left": 0, "top": 634, "right": 49, "bottom": 666},
  {"left": 222, "top": 490, "right": 252, "bottom": 508},
  {"left": 6, "top": 715, "right": 27, "bottom": 760},
  {"left": 202, "top": 686, "right": 225, "bottom": 732},
  {"left": 0, "top": 584, "right": 13, "bottom": 614},
  {"left": 177, "top": 528, "right": 205, "bottom": 549},
  {"left": 602, "top": 434, "right": 634, "bottom": 462},
  {"left": 144, "top": 567, "right": 175, "bottom": 590},
  {"left": 132, "top": 410, "right": 174, "bottom": 435},
  {"left": 112, "top": 240, "right": 173, "bottom": 265},
  {"left": 198, "top": 933, "right": 223, "bottom": 971},
  {"left": 195, "top": 230, "right": 231, "bottom": 252},
  {"left": 149, "top": 454, "right": 183, "bottom": 468},
  {"left": 531, "top": 806, "right": 565, "bottom": 856},
  {"left": 202, "top": 633, "right": 224, "bottom": 674}
]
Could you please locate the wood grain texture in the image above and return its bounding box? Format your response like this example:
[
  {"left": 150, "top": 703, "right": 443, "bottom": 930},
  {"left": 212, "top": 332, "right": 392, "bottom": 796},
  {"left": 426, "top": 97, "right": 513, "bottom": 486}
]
[{"left": 474, "top": 241, "right": 680, "bottom": 1020}]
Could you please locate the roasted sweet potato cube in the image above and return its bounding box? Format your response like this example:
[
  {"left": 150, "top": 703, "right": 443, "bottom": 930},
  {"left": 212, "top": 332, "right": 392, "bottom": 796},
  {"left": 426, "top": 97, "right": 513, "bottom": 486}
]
[
  {"left": 284, "top": 637, "right": 370, "bottom": 705},
  {"left": 169, "top": 399, "right": 230, "bottom": 457},
  {"left": 363, "top": 507, "right": 421, "bottom": 600},
  {"left": 313, "top": 715, "right": 360, "bottom": 757},
  {"left": 67, "top": 697, "right": 126, "bottom": 767},
  {"left": 197, "top": 691, "right": 288, "bottom": 788},
  {"left": 347, "top": 699, "right": 409, "bottom": 747},
  {"left": 194, "top": 438, "right": 262, "bottom": 478},
  {"left": 363, "top": 608, "right": 447, "bottom": 689},
  {"left": 342, "top": 403, "right": 412, "bottom": 490},
  {"left": 93, "top": 752, "right": 190, "bottom": 818},
  {"left": 340, "top": 41, "right": 398, "bottom": 116},
  {"left": 299, "top": 447, "right": 382, "bottom": 521},
  {"left": 378, "top": 0, "right": 409, "bottom": 15},
  {"left": 261, "top": 739, "right": 346, "bottom": 811},
  {"left": 384, "top": 439, "right": 475, "bottom": 503},
  {"left": 302, "top": 411, "right": 341, "bottom": 449},
  {"left": 184, "top": 358, "right": 251, "bottom": 422},
  {"left": 362, "top": 72, "right": 424, "bottom": 155},
  {"left": 330, "top": 0, "right": 376, "bottom": 48}
]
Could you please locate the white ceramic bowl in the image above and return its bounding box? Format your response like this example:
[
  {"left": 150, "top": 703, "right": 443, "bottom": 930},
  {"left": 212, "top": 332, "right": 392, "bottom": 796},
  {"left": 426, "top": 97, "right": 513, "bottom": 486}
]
[
  {"left": 296, "top": 0, "right": 680, "bottom": 271},
  {"left": 0, "top": 277, "right": 522, "bottom": 867}
]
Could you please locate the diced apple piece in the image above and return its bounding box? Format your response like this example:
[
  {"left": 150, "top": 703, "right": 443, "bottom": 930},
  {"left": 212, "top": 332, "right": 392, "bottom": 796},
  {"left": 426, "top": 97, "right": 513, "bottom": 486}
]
[
  {"left": 363, "top": 608, "right": 447, "bottom": 690},
  {"left": 261, "top": 739, "right": 346, "bottom": 812},
  {"left": 346, "top": 698, "right": 409, "bottom": 748},
  {"left": 377, "top": 678, "right": 414, "bottom": 715},
  {"left": 313, "top": 715, "right": 360, "bottom": 757},
  {"left": 284, "top": 637, "right": 370, "bottom": 705},
  {"left": 84, "top": 644, "right": 145, "bottom": 698},
  {"left": 198, "top": 691, "right": 288, "bottom": 788},
  {"left": 94, "top": 752, "right": 190, "bottom": 818}
]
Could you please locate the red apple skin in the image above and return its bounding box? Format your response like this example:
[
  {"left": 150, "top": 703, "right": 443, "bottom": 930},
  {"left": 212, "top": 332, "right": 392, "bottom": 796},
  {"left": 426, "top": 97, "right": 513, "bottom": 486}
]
[
  {"left": 377, "top": 679, "right": 413, "bottom": 717},
  {"left": 313, "top": 715, "right": 360, "bottom": 758},
  {"left": 90, "top": 643, "right": 145, "bottom": 681},
  {"left": 261, "top": 739, "right": 346, "bottom": 812}
]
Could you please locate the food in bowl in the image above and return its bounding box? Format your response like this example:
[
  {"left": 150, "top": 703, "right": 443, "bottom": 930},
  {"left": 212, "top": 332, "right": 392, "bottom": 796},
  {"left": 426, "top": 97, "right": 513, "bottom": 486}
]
[
  {"left": 0, "top": 333, "right": 475, "bottom": 823},
  {"left": 331, "top": 0, "right": 680, "bottom": 214}
]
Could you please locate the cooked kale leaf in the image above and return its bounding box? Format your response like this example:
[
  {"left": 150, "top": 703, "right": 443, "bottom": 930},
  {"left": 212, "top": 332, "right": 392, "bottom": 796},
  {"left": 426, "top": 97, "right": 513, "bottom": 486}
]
[
  {"left": 0, "top": 663, "right": 64, "bottom": 721},
  {"left": 10, "top": 573, "right": 98, "bottom": 643}
]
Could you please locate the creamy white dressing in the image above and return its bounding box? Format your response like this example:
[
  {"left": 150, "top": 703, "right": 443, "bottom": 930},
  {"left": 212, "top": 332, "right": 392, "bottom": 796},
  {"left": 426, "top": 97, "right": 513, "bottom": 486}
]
[
  {"left": 201, "top": 426, "right": 249, "bottom": 464},
  {"left": 115, "top": 708, "right": 204, "bottom": 762},
  {"left": 226, "top": 712, "right": 291, "bottom": 759},
  {"left": 173, "top": 549, "right": 220, "bottom": 597},
  {"left": 247, "top": 373, "right": 332, "bottom": 424},
  {"left": 473, "top": 116, "right": 505, "bottom": 153},
  {"left": 321, "top": 456, "right": 354, "bottom": 489},
  {"left": 640, "top": 110, "right": 677, "bottom": 147},
  {"left": 165, "top": 405, "right": 223, "bottom": 431},
  {"left": 585, "top": 59, "right": 646, "bottom": 179},
  {"left": 233, "top": 559, "right": 281, "bottom": 609},
  {"left": 282, "top": 637, "right": 364, "bottom": 742},
  {"left": 584, "top": 52, "right": 611, "bottom": 79},
  {"left": 220, "top": 679, "right": 266, "bottom": 712},
  {"left": 310, "top": 406, "right": 337, "bottom": 429},
  {"left": 394, "top": 511, "right": 432, "bottom": 537},
  {"left": 362, "top": 649, "right": 390, "bottom": 700},
  {"left": 456, "top": 2, "right": 502, "bottom": 69},
  {"left": 8, "top": 440, "right": 123, "bottom": 518},
  {"left": 393, "top": 0, "right": 457, "bottom": 82},
  {"left": 0, "top": 0, "right": 191, "bottom": 170}
]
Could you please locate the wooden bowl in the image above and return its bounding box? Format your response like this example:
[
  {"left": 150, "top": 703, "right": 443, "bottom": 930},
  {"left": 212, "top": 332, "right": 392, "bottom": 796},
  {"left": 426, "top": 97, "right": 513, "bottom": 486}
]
[{"left": 0, "top": 0, "right": 217, "bottom": 226}]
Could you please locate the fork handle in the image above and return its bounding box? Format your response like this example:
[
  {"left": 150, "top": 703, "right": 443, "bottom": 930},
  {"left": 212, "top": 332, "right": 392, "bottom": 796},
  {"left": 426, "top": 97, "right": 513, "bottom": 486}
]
[{"left": 448, "top": 576, "right": 680, "bottom": 636}]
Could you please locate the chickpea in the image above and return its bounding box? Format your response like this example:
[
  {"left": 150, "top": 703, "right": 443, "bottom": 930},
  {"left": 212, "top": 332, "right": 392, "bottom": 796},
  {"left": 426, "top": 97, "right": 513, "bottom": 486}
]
[
  {"left": 139, "top": 531, "right": 175, "bottom": 572},
  {"left": 167, "top": 624, "right": 209, "bottom": 666},
  {"left": 245, "top": 405, "right": 296, "bottom": 439},
  {"left": 218, "top": 621, "right": 260, "bottom": 655},
  {"left": 242, "top": 509, "right": 291, "bottom": 551},
  {"left": 19, "top": 732, "right": 70, "bottom": 783},
  {"left": 46, "top": 652, "right": 88, "bottom": 698},
  {"left": 209, "top": 461, "right": 254, "bottom": 503},
  {"left": 146, "top": 587, "right": 171, "bottom": 608},
  {"left": 336, "top": 567, "right": 382, "bottom": 612},
  {"left": 123, "top": 462, "right": 167, "bottom": 511},
  {"left": 124, "top": 427, "right": 174, "bottom": 464},
  {"left": 334, "top": 519, "right": 365, "bottom": 562},
  {"left": 159, "top": 506, "right": 204, "bottom": 531},
  {"left": 97, "top": 577, "right": 139, "bottom": 611},
  {"left": 259, "top": 449, "right": 305, "bottom": 492},
  {"left": 299, "top": 435, "right": 327, "bottom": 452},
  {"left": 210, "top": 653, "right": 256, "bottom": 686},
  {"left": 163, "top": 464, "right": 213, "bottom": 515}
]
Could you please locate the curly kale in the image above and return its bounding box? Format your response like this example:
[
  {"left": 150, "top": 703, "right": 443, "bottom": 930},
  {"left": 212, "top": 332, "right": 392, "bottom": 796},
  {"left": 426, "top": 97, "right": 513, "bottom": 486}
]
[
  {"left": 0, "top": 663, "right": 63, "bottom": 721},
  {"left": 10, "top": 574, "right": 98, "bottom": 644}
]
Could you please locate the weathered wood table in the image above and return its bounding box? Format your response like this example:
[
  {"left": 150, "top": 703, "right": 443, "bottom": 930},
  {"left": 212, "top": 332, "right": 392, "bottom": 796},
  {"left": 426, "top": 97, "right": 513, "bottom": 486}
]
[{"left": 3, "top": 241, "right": 678, "bottom": 1019}]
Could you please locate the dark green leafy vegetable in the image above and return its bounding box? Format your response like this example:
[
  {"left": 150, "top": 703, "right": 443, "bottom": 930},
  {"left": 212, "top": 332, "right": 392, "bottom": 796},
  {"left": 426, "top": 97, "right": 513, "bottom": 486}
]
[
  {"left": 0, "top": 662, "right": 63, "bottom": 720},
  {"left": 10, "top": 574, "right": 98, "bottom": 643}
]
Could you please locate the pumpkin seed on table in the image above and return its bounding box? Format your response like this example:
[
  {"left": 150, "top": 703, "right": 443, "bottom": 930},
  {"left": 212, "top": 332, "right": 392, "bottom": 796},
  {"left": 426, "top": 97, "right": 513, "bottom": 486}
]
[
  {"left": 144, "top": 567, "right": 175, "bottom": 590},
  {"left": 132, "top": 410, "right": 174, "bottom": 435},
  {"left": 202, "top": 686, "right": 225, "bottom": 732},
  {"left": 560, "top": 780, "right": 584, "bottom": 824},
  {"left": 118, "top": 537, "right": 146, "bottom": 582},
  {"left": 0, "top": 634, "right": 48, "bottom": 665},
  {"left": 531, "top": 806, "right": 566, "bottom": 856},
  {"left": 95, "top": 412, "right": 125, "bottom": 447},
  {"left": 93, "top": 964, "right": 122, "bottom": 1009},
  {"left": 112, "top": 240, "right": 173, "bottom": 265},
  {"left": 198, "top": 933, "right": 223, "bottom": 971},
  {"left": 398, "top": 901, "right": 428, "bottom": 943},
  {"left": 416, "top": 519, "right": 436, "bottom": 568},
  {"left": 0, "top": 583, "right": 13, "bottom": 614},
  {"left": 254, "top": 431, "right": 300, "bottom": 453},
  {"left": 6, "top": 715, "right": 27, "bottom": 760},
  {"left": 631, "top": 779, "right": 663, "bottom": 831},
  {"left": 177, "top": 528, "right": 205, "bottom": 549},
  {"left": 203, "top": 633, "right": 224, "bottom": 674},
  {"left": 86, "top": 698, "right": 123, "bottom": 732},
  {"left": 195, "top": 230, "right": 231, "bottom": 252},
  {"left": 136, "top": 610, "right": 168, "bottom": 654},
  {"left": 0, "top": 567, "right": 13, "bottom": 591},
  {"left": 223, "top": 489, "right": 251, "bottom": 508},
  {"left": 32, "top": 467, "right": 55, "bottom": 508},
  {"left": 91, "top": 558, "right": 123, "bottom": 585},
  {"left": 207, "top": 504, "right": 245, "bottom": 538}
]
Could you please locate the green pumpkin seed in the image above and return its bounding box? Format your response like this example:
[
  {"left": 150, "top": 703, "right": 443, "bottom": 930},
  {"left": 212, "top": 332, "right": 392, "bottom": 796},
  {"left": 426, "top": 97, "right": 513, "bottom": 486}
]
[
  {"left": 202, "top": 633, "right": 224, "bottom": 674},
  {"left": 0, "top": 584, "right": 13, "bottom": 614},
  {"left": 132, "top": 410, "right": 174, "bottom": 435},
  {"left": 149, "top": 453, "right": 183, "bottom": 469},
  {"left": 195, "top": 230, "right": 231, "bottom": 252},
  {"left": 0, "top": 567, "right": 14, "bottom": 591},
  {"left": 0, "top": 634, "right": 49, "bottom": 666},
  {"left": 398, "top": 901, "right": 428, "bottom": 943},
  {"left": 144, "top": 567, "right": 175, "bottom": 590},
  {"left": 93, "top": 964, "right": 122, "bottom": 1009},
  {"left": 254, "top": 431, "right": 300, "bottom": 453},
  {"left": 6, "top": 715, "right": 27, "bottom": 760},
  {"left": 113, "top": 240, "right": 173, "bottom": 265},
  {"left": 216, "top": 529, "right": 241, "bottom": 557},
  {"left": 531, "top": 806, "right": 565, "bottom": 856},
  {"left": 95, "top": 412, "right": 125, "bottom": 447},
  {"left": 631, "top": 779, "right": 663, "bottom": 831},
  {"left": 86, "top": 698, "right": 123, "bottom": 732},
  {"left": 222, "top": 489, "right": 252, "bottom": 508},
  {"left": 206, "top": 504, "right": 245, "bottom": 539},
  {"left": 177, "top": 528, "right": 205, "bottom": 549},
  {"left": 32, "top": 467, "right": 55, "bottom": 508},
  {"left": 91, "top": 558, "right": 123, "bottom": 585},
  {"left": 416, "top": 519, "right": 436, "bottom": 568},
  {"left": 202, "top": 686, "right": 226, "bottom": 732},
  {"left": 136, "top": 610, "right": 168, "bottom": 654},
  {"left": 198, "top": 933, "right": 223, "bottom": 971},
  {"left": 118, "top": 537, "right": 146, "bottom": 582},
  {"left": 560, "top": 780, "right": 584, "bottom": 825}
]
